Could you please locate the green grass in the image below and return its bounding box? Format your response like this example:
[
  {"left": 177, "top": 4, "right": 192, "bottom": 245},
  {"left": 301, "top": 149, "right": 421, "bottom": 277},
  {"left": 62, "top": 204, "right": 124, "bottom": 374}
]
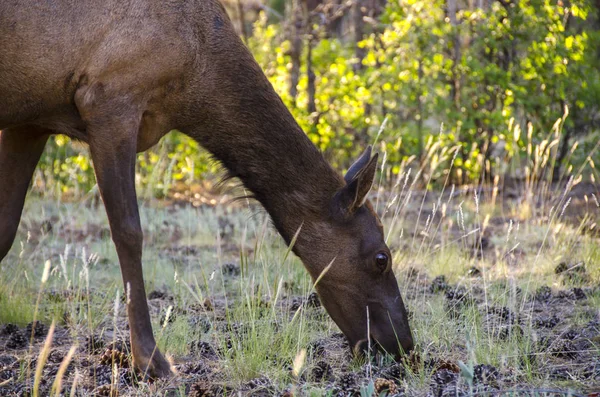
[{"left": 1, "top": 175, "right": 599, "bottom": 396}]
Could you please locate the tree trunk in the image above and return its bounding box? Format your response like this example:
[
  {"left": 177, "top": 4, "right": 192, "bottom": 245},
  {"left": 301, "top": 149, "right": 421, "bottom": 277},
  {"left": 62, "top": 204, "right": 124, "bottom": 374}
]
[
  {"left": 307, "top": 35, "right": 317, "bottom": 114},
  {"left": 236, "top": 0, "right": 249, "bottom": 44},
  {"left": 447, "top": 0, "right": 460, "bottom": 108},
  {"left": 289, "top": 0, "right": 304, "bottom": 102},
  {"left": 353, "top": 0, "right": 366, "bottom": 70}
]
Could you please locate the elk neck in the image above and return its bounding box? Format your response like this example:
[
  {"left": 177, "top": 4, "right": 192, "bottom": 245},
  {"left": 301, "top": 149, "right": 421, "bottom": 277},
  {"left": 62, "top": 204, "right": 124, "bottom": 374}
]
[{"left": 181, "top": 36, "right": 345, "bottom": 257}]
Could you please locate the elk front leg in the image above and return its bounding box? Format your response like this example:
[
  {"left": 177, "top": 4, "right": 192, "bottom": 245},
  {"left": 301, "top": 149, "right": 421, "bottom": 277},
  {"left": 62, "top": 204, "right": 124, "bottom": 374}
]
[
  {"left": 88, "top": 124, "right": 173, "bottom": 379},
  {"left": 0, "top": 128, "right": 48, "bottom": 261}
]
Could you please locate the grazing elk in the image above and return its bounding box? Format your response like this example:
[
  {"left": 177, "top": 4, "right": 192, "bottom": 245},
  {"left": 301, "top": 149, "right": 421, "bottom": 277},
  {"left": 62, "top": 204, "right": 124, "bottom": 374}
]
[{"left": 0, "top": 0, "right": 413, "bottom": 377}]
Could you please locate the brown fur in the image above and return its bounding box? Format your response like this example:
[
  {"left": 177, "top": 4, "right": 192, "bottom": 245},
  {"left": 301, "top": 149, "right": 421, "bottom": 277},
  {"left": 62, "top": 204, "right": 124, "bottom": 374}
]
[{"left": 0, "top": 0, "right": 413, "bottom": 378}]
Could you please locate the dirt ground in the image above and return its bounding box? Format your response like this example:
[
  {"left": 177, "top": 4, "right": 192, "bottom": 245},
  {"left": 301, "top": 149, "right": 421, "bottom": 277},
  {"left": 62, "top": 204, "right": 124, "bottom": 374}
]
[
  {"left": 1, "top": 276, "right": 598, "bottom": 396},
  {"left": 1, "top": 183, "right": 599, "bottom": 396}
]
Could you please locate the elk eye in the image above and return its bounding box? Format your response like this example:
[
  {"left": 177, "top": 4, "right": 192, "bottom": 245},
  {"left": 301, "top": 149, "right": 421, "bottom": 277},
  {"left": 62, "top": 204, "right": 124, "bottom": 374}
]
[{"left": 375, "top": 252, "right": 389, "bottom": 270}]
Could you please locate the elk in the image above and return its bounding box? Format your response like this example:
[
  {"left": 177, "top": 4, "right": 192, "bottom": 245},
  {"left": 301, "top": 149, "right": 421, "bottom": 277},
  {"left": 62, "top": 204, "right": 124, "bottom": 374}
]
[{"left": 0, "top": 0, "right": 413, "bottom": 378}]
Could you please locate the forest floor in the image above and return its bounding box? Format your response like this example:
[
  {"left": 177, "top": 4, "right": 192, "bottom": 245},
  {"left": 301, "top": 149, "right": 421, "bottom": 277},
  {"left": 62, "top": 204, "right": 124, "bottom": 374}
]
[{"left": 0, "top": 181, "right": 599, "bottom": 396}]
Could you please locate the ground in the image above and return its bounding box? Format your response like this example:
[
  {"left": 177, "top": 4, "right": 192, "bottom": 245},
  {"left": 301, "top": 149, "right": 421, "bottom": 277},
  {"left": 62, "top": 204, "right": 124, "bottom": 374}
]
[{"left": 0, "top": 181, "right": 599, "bottom": 396}]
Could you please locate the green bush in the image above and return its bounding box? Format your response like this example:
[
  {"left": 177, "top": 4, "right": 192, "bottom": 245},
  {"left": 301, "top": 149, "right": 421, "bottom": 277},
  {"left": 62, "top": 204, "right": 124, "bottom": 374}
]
[{"left": 37, "top": 0, "right": 600, "bottom": 197}]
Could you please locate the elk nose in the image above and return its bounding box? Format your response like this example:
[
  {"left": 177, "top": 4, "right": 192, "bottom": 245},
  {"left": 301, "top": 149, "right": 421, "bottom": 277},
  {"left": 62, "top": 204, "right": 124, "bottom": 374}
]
[{"left": 371, "top": 327, "right": 414, "bottom": 359}]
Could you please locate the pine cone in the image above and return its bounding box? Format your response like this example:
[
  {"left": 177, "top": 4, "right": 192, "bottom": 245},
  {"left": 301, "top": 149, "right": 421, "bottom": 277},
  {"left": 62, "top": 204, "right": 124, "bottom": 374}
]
[
  {"left": 100, "top": 349, "right": 129, "bottom": 368},
  {"left": 310, "top": 360, "right": 333, "bottom": 382},
  {"left": 26, "top": 321, "right": 46, "bottom": 338},
  {"left": 306, "top": 292, "right": 321, "bottom": 308},
  {"left": 222, "top": 263, "right": 240, "bottom": 276},
  {"left": 430, "top": 276, "right": 449, "bottom": 293},
  {"left": 430, "top": 369, "right": 458, "bottom": 397},
  {"left": 191, "top": 341, "right": 217, "bottom": 358},
  {"left": 203, "top": 297, "right": 214, "bottom": 311},
  {"left": 189, "top": 380, "right": 214, "bottom": 397},
  {"left": 473, "top": 364, "right": 499, "bottom": 386},
  {"left": 337, "top": 372, "right": 359, "bottom": 395},
  {"left": 435, "top": 359, "right": 460, "bottom": 373},
  {"left": 401, "top": 350, "right": 421, "bottom": 373},
  {"left": 86, "top": 335, "right": 105, "bottom": 354},
  {"left": 534, "top": 286, "right": 552, "bottom": 302},
  {"left": 95, "top": 384, "right": 118, "bottom": 396},
  {"left": 374, "top": 378, "right": 398, "bottom": 395},
  {"left": 6, "top": 332, "right": 27, "bottom": 349}
]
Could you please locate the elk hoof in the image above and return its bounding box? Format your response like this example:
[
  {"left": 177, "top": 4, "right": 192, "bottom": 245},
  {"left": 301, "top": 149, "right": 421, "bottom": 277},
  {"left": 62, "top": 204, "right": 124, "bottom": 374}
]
[{"left": 134, "top": 349, "right": 176, "bottom": 379}]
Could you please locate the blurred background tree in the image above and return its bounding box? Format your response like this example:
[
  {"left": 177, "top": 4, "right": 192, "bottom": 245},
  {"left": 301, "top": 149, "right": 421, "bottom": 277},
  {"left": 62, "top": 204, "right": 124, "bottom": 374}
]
[{"left": 36, "top": 0, "right": 600, "bottom": 197}]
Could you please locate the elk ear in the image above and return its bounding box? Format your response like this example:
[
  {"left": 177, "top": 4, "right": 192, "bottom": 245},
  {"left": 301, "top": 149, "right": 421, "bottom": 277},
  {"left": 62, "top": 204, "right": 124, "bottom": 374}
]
[{"left": 336, "top": 146, "right": 379, "bottom": 215}]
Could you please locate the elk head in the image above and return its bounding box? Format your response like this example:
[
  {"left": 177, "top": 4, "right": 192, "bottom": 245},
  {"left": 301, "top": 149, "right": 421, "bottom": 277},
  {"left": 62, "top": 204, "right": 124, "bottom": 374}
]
[{"left": 300, "top": 146, "right": 414, "bottom": 359}]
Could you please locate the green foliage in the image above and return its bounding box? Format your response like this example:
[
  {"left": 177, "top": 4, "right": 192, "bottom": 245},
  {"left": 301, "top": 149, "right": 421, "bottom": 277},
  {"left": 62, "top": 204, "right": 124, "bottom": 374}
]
[
  {"left": 36, "top": 0, "right": 600, "bottom": 196},
  {"left": 36, "top": 132, "right": 217, "bottom": 198},
  {"left": 248, "top": 0, "right": 600, "bottom": 181}
]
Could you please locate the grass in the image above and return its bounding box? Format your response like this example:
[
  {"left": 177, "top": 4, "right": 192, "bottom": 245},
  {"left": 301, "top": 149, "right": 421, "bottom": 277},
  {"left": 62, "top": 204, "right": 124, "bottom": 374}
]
[
  {"left": 1, "top": 118, "right": 599, "bottom": 395},
  {"left": 1, "top": 179, "right": 598, "bottom": 396}
]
